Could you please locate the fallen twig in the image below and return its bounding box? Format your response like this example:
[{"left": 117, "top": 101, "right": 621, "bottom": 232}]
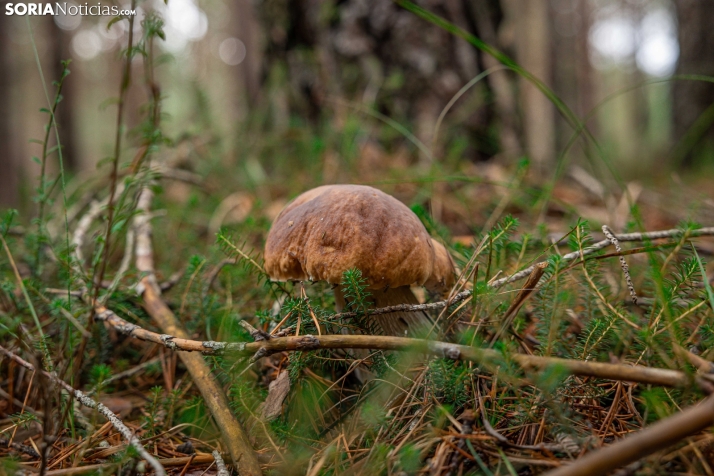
[
  {"left": 490, "top": 262, "right": 548, "bottom": 343},
  {"left": 0, "top": 345, "right": 165, "bottom": 476},
  {"left": 602, "top": 225, "right": 638, "bottom": 305},
  {"left": 494, "top": 226, "right": 714, "bottom": 289},
  {"left": 0, "top": 435, "right": 41, "bottom": 459},
  {"left": 132, "top": 186, "right": 263, "bottom": 476},
  {"left": 86, "top": 356, "right": 161, "bottom": 396},
  {"left": 92, "top": 308, "right": 699, "bottom": 389},
  {"left": 213, "top": 450, "right": 230, "bottom": 476},
  {"left": 331, "top": 292, "right": 472, "bottom": 321},
  {"left": 72, "top": 199, "right": 105, "bottom": 266},
  {"left": 201, "top": 258, "right": 236, "bottom": 298},
  {"left": 25, "top": 454, "right": 217, "bottom": 476},
  {"left": 330, "top": 226, "right": 714, "bottom": 321},
  {"left": 544, "top": 395, "right": 714, "bottom": 476},
  {"left": 238, "top": 335, "right": 698, "bottom": 388},
  {"left": 98, "top": 226, "right": 714, "bottom": 347}
]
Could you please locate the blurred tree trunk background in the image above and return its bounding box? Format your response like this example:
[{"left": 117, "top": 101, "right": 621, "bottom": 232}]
[
  {"left": 0, "top": 13, "right": 19, "bottom": 207},
  {"left": 256, "top": 0, "right": 522, "bottom": 165},
  {"left": 508, "top": 0, "right": 554, "bottom": 176},
  {"left": 0, "top": 0, "right": 711, "bottom": 209},
  {"left": 672, "top": 0, "right": 714, "bottom": 167},
  {"left": 50, "top": 18, "right": 78, "bottom": 172}
]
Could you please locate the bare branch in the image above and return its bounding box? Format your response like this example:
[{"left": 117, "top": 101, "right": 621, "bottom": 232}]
[
  {"left": 544, "top": 396, "right": 714, "bottom": 476},
  {"left": 212, "top": 450, "right": 230, "bottom": 476},
  {"left": 41, "top": 452, "right": 216, "bottom": 476},
  {"left": 332, "top": 226, "right": 714, "bottom": 321},
  {"left": 131, "top": 186, "right": 263, "bottom": 476},
  {"left": 602, "top": 225, "right": 638, "bottom": 305},
  {"left": 0, "top": 436, "right": 41, "bottom": 459},
  {"left": 72, "top": 199, "right": 105, "bottom": 266},
  {"left": 490, "top": 261, "right": 548, "bottom": 343},
  {"left": 0, "top": 344, "right": 165, "bottom": 476},
  {"left": 95, "top": 307, "right": 698, "bottom": 389}
]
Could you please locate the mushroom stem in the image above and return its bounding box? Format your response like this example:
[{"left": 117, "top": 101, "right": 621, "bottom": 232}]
[{"left": 335, "top": 285, "right": 432, "bottom": 336}]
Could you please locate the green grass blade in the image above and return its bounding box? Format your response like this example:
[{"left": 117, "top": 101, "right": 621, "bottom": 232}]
[{"left": 691, "top": 244, "right": 714, "bottom": 313}]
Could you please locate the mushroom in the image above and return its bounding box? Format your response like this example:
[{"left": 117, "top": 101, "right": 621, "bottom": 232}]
[{"left": 264, "top": 184, "right": 455, "bottom": 335}]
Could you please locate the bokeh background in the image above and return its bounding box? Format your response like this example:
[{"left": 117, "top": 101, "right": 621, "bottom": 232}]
[{"left": 0, "top": 0, "right": 712, "bottom": 213}]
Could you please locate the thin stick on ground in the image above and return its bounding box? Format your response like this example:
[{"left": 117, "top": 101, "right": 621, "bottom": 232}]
[
  {"left": 132, "top": 186, "right": 263, "bottom": 476},
  {"left": 93, "top": 225, "right": 714, "bottom": 341},
  {"left": 602, "top": 225, "right": 638, "bottom": 305},
  {"left": 202, "top": 258, "right": 236, "bottom": 298},
  {"left": 575, "top": 226, "right": 640, "bottom": 329},
  {"left": 490, "top": 226, "right": 714, "bottom": 288},
  {"left": 328, "top": 226, "right": 714, "bottom": 321},
  {"left": 39, "top": 454, "right": 216, "bottom": 476},
  {"left": 0, "top": 344, "right": 165, "bottom": 476},
  {"left": 93, "top": 304, "right": 700, "bottom": 389},
  {"left": 543, "top": 395, "right": 714, "bottom": 476},
  {"left": 86, "top": 356, "right": 161, "bottom": 396},
  {"left": 72, "top": 197, "right": 108, "bottom": 267},
  {"left": 0, "top": 435, "right": 41, "bottom": 459},
  {"left": 490, "top": 261, "right": 548, "bottom": 344},
  {"left": 212, "top": 450, "right": 230, "bottom": 476}
]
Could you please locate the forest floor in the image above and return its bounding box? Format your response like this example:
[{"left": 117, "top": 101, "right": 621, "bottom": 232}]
[{"left": 2, "top": 140, "right": 714, "bottom": 475}]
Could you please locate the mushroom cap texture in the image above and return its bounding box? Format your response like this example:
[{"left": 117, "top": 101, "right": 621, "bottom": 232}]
[
  {"left": 264, "top": 185, "right": 444, "bottom": 289},
  {"left": 424, "top": 239, "right": 456, "bottom": 293}
]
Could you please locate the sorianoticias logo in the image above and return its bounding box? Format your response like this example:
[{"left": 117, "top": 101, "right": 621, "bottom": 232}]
[{"left": 4, "top": 3, "right": 136, "bottom": 16}]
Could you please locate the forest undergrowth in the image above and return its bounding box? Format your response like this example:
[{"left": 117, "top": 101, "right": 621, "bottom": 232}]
[{"left": 2, "top": 2, "right": 714, "bottom": 476}]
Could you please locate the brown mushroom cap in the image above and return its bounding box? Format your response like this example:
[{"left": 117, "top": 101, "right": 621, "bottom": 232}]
[
  {"left": 424, "top": 239, "right": 456, "bottom": 293},
  {"left": 264, "top": 185, "right": 437, "bottom": 289}
]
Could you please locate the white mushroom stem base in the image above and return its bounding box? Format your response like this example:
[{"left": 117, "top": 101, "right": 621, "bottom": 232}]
[{"left": 334, "top": 285, "right": 433, "bottom": 336}]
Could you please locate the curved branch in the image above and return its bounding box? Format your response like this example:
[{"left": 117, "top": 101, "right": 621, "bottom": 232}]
[
  {"left": 239, "top": 335, "right": 695, "bottom": 388},
  {"left": 94, "top": 307, "right": 697, "bottom": 390},
  {"left": 0, "top": 345, "right": 165, "bottom": 476},
  {"left": 131, "top": 187, "right": 263, "bottom": 476},
  {"left": 329, "top": 226, "right": 714, "bottom": 321},
  {"left": 489, "top": 226, "right": 714, "bottom": 288}
]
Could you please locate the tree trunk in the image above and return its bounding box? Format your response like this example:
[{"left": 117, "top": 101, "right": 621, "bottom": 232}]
[
  {"left": 469, "top": 0, "right": 523, "bottom": 161},
  {"left": 506, "top": 0, "right": 555, "bottom": 175},
  {"left": 0, "top": 14, "right": 19, "bottom": 207},
  {"left": 50, "top": 18, "right": 78, "bottom": 172},
  {"left": 255, "top": 0, "right": 507, "bottom": 162},
  {"left": 672, "top": 0, "right": 714, "bottom": 166},
  {"left": 233, "top": 0, "right": 263, "bottom": 109}
]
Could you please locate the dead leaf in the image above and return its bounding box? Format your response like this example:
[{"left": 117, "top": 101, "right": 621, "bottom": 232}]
[{"left": 261, "top": 370, "right": 290, "bottom": 421}]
